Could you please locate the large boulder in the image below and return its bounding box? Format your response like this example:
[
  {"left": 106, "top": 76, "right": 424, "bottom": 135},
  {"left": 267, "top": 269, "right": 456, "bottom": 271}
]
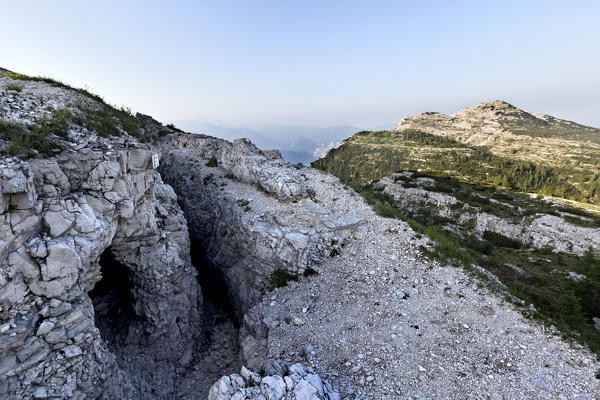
[{"left": 209, "top": 364, "right": 340, "bottom": 400}]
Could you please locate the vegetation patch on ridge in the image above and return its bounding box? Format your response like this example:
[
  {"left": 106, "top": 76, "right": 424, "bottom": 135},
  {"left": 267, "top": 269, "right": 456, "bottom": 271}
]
[
  {"left": 1, "top": 72, "right": 155, "bottom": 147},
  {"left": 270, "top": 268, "right": 298, "bottom": 289},
  {"left": 2, "top": 72, "right": 106, "bottom": 104},
  {"left": 312, "top": 129, "right": 600, "bottom": 204},
  {"left": 0, "top": 110, "right": 70, "bottom": 157}
]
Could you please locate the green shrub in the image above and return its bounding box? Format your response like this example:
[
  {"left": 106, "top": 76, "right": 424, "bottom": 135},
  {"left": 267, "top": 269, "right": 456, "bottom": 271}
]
[
  {"left": 0, "top": 119, "right": 28, "bottom": 139},
  {"left": 237, "top": 199, "right": 250, "bottom": 207},
  {"left": 34, "top": 109, "right": 71, "bottom": 138},
  {"left": 203, "top": 174, "right": 214, "bottom": 185},
  {"left": 114, "top": 107, "right": 144, "bottom": 137},
  {"left": 427, "top": 227, "right": 472, "bottom": 266},
  {"left": 72, "top": 106, "right": 119, "bottom": 137},
  {"left": 0, "top": 118, "right": 63, "bottom": 158},
  {"left": 166, "top": 123, "right": 183, "bottom": 132},
  {"left": 4, "top": 83, "right": 22, "bottom": 92},
  {"left": 466, "top": 237, "right": 494, "bottom": 255},
  {"left": 376, "top": 202, "right": 401, "bottom": 218},
  {"left": 256, "top": 183, "right": 270, "bottom": 195},
  {"left": 205, "top": 156, "right": 218, "bottom": 167},
  {"left": 483, "top": 230, "right": 522, "bottom": 249},
  {"left": 71, "top": 105, "right": 149, "bottom": 140}
]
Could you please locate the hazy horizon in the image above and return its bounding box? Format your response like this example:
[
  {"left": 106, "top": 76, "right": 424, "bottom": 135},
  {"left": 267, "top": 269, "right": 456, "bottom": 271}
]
[{"left": 3, "top": 1, "right": 600, "bottom": 130}]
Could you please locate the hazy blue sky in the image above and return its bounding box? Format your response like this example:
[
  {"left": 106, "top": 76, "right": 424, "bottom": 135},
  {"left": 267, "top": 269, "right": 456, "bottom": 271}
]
[{"left": 3, "top": 1, "right": 600, "bottom": 128}]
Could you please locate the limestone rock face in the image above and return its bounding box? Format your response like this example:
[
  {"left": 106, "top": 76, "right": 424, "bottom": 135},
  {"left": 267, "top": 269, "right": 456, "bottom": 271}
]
[
  {"left": 0, "top": 74, "right": 204, "bottom": 399},
  {"left": 208, "top": 364, "right": 340, "bottom": 400},
  {"left": 167, "top": 134, "right": 307, "bottom": 199},
  {"left": 377, "top": 173, "right": 600, "bottom": 256},
  {"left": 0, "top": 149, "right": 202, "bottom": 399},
  {"left": 160, "top": 134, "right": 363, "bottom": 319}
]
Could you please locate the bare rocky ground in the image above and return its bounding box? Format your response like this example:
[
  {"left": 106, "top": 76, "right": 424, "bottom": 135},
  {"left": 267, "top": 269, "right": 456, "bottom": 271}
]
[
  {"left": 242, "top": 173, "right": 600, "bottom": 399},
  {"left": 174, "top": 303, "right": 241, "bottom": 399},
  {"left": 160, "top": 135, "right": 600, "bottom": 399},
  {"left": 253, "top": 215, "right": 600, "bottom": 399}
]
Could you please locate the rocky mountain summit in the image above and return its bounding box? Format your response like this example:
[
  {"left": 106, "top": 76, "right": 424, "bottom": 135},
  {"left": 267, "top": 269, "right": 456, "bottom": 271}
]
[
  {"left": 316, "top": 101, "right": 600, "bottom": 204},
  {"left": 394, "top": 100, "right": 600, "bottom": 203},
  {"left": 395, "top": 100, "right": 600, "bottom": 148},
  {"left": 1, "top": 72, "right": 600, "bottom": 400}
]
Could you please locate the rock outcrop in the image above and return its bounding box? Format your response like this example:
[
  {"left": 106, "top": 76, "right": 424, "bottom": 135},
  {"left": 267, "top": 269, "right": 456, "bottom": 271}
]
[
  {"left": 160, "top": 132, "right": 600, "bottom": 399},
  {"left": 377, "top": 172, "right": 600, "bottom": 256},
  {"left": 159, "top": 134, "right": 362, "bottom": 320},
  {"left": 0, "top": 75, "right": 202, "bottom": 399},
  {"left": 0, "top": 147, "right": 203, "bottom": 399},
  {"left": 208, "top": 364, "right": 339, "bottom": 400}
]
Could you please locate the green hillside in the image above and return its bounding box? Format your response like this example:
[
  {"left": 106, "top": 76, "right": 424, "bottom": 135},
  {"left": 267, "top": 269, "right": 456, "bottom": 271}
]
[{"left": 312, "top": 113, "right": 600, "bottom": 204}]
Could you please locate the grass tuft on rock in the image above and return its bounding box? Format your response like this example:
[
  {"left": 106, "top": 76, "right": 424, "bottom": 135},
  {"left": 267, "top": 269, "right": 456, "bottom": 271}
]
[
  {"left": 4, "top": 83, "right": 22, "bottom": 92},
  {"left": 2, "top": 72, "right": 153, "bottom": 142},
  {"left": 0, "top": 117, "right": 64, "bottom": 158},
  {"left": 270, "top": 268, "right": 298, "bottom": 289}
]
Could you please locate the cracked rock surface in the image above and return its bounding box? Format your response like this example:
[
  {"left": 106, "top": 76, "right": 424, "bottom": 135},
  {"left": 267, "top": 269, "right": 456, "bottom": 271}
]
[
  {"left": 0, "top": 76, "right": 203, "bottom": 399},
  {"left": 160, "top": 135, "right": 361, "bottom": 320},
  {"left": 377, "top": 173, "right": 600, "bottom": 256}
]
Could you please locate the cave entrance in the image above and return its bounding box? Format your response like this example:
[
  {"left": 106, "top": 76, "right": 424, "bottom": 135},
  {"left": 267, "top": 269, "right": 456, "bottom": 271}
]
[
  {"left": 190, "top": 239, "right": 237, "bottom": 324},
  {"left": 89, "top": 249, "right": 139, "bottom": 350}
]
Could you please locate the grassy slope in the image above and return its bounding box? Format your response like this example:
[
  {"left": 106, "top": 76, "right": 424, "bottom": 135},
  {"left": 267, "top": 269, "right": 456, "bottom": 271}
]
[
  {"left": 0, "top": 72, "right": 157, "bottom": 158},
  {"left": 312, "top": 129, "right": 600, "bottom": 204}
]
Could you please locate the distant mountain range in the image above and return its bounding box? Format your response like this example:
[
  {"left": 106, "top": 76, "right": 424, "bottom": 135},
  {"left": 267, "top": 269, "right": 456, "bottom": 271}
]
[
  {"left": 313, "top": 100, "right": 600, "bottom": 205},
  {"left": 172, "top": 119, "right": 394, "bottom": 164}
]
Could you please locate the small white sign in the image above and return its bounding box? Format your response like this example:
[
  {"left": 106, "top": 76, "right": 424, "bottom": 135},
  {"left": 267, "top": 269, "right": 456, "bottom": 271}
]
[{"left": 152, "top": 154, "right": 160, "bottom": 169}]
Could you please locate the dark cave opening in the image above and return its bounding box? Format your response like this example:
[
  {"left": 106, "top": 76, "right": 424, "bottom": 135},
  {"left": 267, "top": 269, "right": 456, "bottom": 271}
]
[
  {"left": 190, "top": 239, "right": 237, "bottom": 324},
  {"left": 89, "top": 249, "right": 139, "bottom": 348}
]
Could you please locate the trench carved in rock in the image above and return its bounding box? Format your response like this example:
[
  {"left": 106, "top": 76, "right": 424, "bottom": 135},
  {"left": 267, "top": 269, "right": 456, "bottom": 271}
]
[
  {"left": 190, "top": 240, "right": 237, "bottom": 325},
  {"left": 88, "top": 239, "right": 242, "bottom": 399}
]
